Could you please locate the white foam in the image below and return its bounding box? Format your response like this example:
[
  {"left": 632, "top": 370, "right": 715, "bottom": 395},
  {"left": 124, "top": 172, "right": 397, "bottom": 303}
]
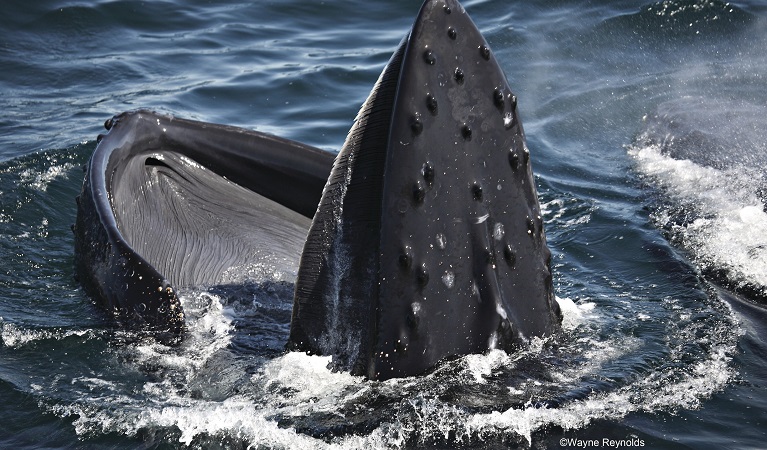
[
  {"left": 114, "top": 290, "right": 235, "bottom": 391},
  {"left": 556, "top": 296, "right": 596, "bottom": 331},
  {"left": 43, "top": 305, "right": 735, "bottom": 449},
  {"left": 630, "top": 142, "right": 767, "bottom": 293},
  {"left": 0, "top": 320, "right": 93, "bottom": 348},
  {"left": 435, "top": 233, "right": 446, "bottom": 249},
  {"left": 474, "top": 213, "right": 490, "bottom": 224},
  {"left": 426, "top": 332, "right": 734, "bottom": 446},
  {"left": 259, "top": 352, "right": 363, "bottom": 404},
  {"left": 148, "top": 398, "right": 321, "bottom": 447},
  {"left": 34, "top": 267, "right": 737, "bottom": 449},
  {"left": 540, "top": 196, "right": 595, "bottom": 228},
  {"left": 441, "top": 270, "right": 455, "bottom": 288},
  {"left": 19, "top": 161, "right": 77, "bottom": 192},
  {"left": 493, "top": 222, "right": 505, "bottom": 240},
  {"left": 463, "top": 349, "right": 513, "bottom": 383}
]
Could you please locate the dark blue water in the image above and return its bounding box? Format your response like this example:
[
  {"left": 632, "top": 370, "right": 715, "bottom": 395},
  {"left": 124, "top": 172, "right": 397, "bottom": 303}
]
[{"left": 2, "top": 0, "right": 766, "bottom": 448}]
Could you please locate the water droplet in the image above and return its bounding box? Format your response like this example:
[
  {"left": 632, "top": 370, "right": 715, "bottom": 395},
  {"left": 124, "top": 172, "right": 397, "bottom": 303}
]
[
  {"left": 447, "top": 27, "right": 457, "bottom": 40},
  {"left": 426, "top": 94, "right": 438, "bottom": 114},
  {"left": 454, "top": 68, "right": 464, "bottom": 84},
  {"left": 504, "top": 244, "right": 516, "bottom": 266},
  {"left": 423, "top": 49, "right": 436, "bottom": 65},
  {"left": 408, "top": 302, "right": 421, "bottom": 330},
  {"left": 496, "top": 303, "right": 508, "bottom": 320},
  {"left": 479, "top": 45, "right": 490, "bottom": 60},
  {"left": 489, "top": 331, "right": 499, "bottom": 349},
  {"left": 484, "top": 248, "right": 496, "bottom": 267},
  {"left": 523, "top": 148, "right": 531, "bottom": 164},
  {"left": 442, "top": 270, "right": 455, "bottom": 288},
  {"left": 526, "top": 216, "right": 535, "bottom": 235},
  {"left": 503, "top": 112, "right": 515, "bottom": 129},
  {"left": 494, "top": 222, "right": 505, "bottom": 240},
  {"left": 509, "top": 93, "right": 518, "bottom": 109},
  {"left": 475, "top": 213, "right": 490, "bottom": 224},
  {"left": 436, "top": 233, "right": 446, "bottom": 250},
  {"left": 471, "top": 281, "right": 480, "bottom": 301},
  {"left": 443, "top": 4, "right": 452, "bottom": 14}
]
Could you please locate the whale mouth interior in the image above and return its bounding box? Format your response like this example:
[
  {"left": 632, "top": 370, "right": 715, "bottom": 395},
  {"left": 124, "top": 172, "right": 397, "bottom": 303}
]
[{"left": 111, "top": 149, "right": 311, "bottom": 288}]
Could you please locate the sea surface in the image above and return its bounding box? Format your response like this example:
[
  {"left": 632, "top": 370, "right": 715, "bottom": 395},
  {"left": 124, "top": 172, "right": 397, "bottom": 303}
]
[{"left": 1, "top": 0, "right": 766, "bottom": 448}]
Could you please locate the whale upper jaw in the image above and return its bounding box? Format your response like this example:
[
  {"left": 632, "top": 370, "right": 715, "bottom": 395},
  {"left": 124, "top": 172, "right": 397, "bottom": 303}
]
[
  {"left": 288, "top": 0, "right": 561, "bottom": 380},
  {"left": 73, "top": 0, "right": 561, "bottom": 377}
]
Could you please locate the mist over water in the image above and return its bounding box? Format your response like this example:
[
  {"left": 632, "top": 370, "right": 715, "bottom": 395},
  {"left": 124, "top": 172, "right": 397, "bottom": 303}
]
[
  {"left": 1, "top": 0, "right": 767, "bottom": 448},
  {"left": 631, "top": 98, "right": 767, "bottom": 299}
]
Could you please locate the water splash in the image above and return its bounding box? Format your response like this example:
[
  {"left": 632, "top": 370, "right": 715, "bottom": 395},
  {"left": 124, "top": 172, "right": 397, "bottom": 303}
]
[
  {"left": 630, "top": 140, "right": 767, "bottom": 298},
  {"left": 28, "top": 286, "right": 736, "bottom": 448}
]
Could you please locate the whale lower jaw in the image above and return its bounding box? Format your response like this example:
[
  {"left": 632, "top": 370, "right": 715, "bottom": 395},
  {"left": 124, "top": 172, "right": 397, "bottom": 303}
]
[{"left": 73, "top": 110, "right": 333, "bottom": 342}]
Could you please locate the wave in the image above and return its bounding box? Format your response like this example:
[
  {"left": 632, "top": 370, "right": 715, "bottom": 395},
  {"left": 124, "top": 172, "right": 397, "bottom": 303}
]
[
  {"left": 25, "top": 279, "right": 737, "bottom": 448},
  {"left": 630, "top": 98, "right": 767, "bottom": 302}
]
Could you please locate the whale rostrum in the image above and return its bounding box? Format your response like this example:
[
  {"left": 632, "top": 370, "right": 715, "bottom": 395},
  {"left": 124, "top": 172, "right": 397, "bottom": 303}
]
[{"left": 287, "top": 0, "right": 561, "bottom": 380}]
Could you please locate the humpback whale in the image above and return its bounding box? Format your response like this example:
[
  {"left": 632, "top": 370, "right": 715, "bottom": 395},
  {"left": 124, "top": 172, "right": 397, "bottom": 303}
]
[{"left": 74, "top": 0, "right": 561, "bottom": 376}]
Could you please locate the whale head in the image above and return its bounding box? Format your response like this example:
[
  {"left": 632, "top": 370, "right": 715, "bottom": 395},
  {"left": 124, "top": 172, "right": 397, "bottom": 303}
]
[{"left": 288, "top": 0, "right": 561, "bottom": 380}]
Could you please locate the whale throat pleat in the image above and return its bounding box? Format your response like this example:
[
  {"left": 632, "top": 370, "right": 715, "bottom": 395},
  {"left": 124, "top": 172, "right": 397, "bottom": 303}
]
[{"left": 288, "top": 38, "right": 406, "bottom": 373}]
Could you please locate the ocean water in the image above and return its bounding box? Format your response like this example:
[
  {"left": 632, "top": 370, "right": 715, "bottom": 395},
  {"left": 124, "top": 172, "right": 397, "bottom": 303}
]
[{"left": 1, "top": 0, "right": 766, "bottom": 448}]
